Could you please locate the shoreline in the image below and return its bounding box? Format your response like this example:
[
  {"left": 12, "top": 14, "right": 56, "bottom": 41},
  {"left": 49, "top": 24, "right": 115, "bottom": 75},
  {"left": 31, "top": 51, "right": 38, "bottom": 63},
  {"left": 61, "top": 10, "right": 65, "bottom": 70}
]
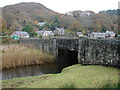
[{"left": 2, "top": 64, "right": 119, "bottom": 88}]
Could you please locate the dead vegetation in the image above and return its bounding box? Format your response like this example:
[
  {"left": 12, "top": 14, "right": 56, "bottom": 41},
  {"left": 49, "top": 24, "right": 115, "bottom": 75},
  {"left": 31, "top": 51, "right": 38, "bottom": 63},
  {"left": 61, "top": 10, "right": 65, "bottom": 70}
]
[{"left": 2, "top": 44, "right": 55, "bottom": 69}]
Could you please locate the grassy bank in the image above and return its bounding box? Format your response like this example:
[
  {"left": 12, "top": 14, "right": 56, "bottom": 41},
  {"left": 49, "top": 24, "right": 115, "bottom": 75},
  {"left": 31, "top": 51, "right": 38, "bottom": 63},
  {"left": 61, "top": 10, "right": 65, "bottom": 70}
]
[
  {"left": 2, "top": 44, "right": 55, "bottom": 69},
  {"left": 2, "top": 64, "right": 119, "bottom": 88}
]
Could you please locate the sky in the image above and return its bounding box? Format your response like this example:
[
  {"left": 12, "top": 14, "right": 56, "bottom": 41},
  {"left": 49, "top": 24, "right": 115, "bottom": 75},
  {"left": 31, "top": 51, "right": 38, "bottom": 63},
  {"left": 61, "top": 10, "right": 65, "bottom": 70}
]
[{"left": 0, "top": 0, "right": 119, "bottom": 14}]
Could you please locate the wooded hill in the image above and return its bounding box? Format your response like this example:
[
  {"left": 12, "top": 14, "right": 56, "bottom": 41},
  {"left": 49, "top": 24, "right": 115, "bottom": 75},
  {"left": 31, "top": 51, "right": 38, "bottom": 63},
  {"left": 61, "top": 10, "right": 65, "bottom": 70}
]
[{"left": 1, "top": 2, "right": 119, "bottom": 34}]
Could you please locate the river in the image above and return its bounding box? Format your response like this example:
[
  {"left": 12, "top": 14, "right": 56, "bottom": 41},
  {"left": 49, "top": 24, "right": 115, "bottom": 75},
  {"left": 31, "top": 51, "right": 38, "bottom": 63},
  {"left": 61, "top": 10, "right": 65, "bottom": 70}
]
[
  {"left": 2, "top": 49, "right": 78, "bottom": 80},
  {"left": 2, "top": 64, "right": 58, "bottom": 80}
]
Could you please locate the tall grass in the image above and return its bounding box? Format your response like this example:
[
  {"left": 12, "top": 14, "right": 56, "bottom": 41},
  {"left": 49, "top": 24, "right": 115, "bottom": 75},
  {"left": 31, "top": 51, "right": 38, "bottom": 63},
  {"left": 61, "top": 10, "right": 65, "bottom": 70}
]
[
  {"left": 2, "top": 37, "right": 19, "bottom": 45},
  {"left": 59, "top": 81, "right": 119, "bottom": 89},
  {"left": 101, "top": 81, "right": 119, "bottom": 89},
  {"left": 59, "top": 83, "right": 77, "bottom": 90},
  {"left": 2, "top": 44, "right": 55, "bottom": 69}
]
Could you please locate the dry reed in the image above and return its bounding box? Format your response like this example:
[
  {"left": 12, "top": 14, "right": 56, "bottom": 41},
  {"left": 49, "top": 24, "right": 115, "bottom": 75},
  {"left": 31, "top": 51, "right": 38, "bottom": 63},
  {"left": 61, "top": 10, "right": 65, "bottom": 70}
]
[{"left": 2, "top": 44, "right": 55, "bottom": 69}]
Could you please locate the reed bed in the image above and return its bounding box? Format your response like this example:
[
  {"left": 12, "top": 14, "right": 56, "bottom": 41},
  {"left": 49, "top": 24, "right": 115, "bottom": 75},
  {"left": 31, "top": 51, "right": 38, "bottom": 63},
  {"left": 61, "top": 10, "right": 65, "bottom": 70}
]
[{"left": 2, "top": 44, "right": 55, "bottom": 69}]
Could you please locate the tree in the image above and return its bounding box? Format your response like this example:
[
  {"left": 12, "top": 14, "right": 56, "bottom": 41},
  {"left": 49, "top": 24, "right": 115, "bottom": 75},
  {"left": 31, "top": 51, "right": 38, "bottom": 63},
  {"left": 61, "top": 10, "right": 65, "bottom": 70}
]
[
  {"left": 82, "top": 30, "right": 86, "bottom": 35},
  {"left": 54, "top": 16, "right": 59, "bottom": 23},
  {"left": 90, "top": 28, "right": 93, "bottom": 33},
  {"left": 70, "top": 20, "right": 80, "bottom": 31},
  {"left": 101, "top": 26, "right": 106, "bottom": 32},
  {"left": 22, "top": 24, "right": 34, "bottom": 36},
  {"left": 2, "top": 19, "right": 7, "bottom": 33},
  {"left": 23, "top": 20, "right": 26, "bottom": 26},
  {"left": 44, "top": 23, "right": 51, "bottom": 29},
  {"left": 32, "top": 31, "right": 38, "bottom": 37},
  {"left": 39, "top": 26, "right": 45, "bottom": 30},
  {"left": 50, "top": 23, "right": 56, "bottom": 31},
  {"left": 56, "top": 22, "right": 61, "bottom": 28},
  {"left": 22, "top": 25, "right": 33, "bottom": 33}
]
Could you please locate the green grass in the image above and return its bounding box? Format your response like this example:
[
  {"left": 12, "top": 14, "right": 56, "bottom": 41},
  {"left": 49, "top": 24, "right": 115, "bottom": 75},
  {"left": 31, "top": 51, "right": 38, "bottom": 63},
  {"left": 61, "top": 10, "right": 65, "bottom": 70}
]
[
  {"left": 59, "top": 83, "right": 77, "bottom": 90},
  {"left": 2, "top": 64, "right": 119, "bottom": 88}
]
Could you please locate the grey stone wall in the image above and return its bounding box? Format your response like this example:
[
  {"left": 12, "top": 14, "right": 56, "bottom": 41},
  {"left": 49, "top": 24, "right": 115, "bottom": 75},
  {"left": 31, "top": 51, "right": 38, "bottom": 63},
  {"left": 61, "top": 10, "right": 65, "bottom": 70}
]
[
  {"left": 20, "top": 38, "right": 120, "bottom": 68},
  {"left": 20, "top": 38, "right": 58, "bottom": 58},
  {"left": 78, "top": 38, "right": 120, "bottom": 68},
  {"left": 57, "top": 38, "right": 78, "bottom": 51}
]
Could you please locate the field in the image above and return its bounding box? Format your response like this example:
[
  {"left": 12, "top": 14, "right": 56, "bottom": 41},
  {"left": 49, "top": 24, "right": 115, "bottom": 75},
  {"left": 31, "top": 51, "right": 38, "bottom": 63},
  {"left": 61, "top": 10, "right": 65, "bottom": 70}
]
[
  {"left": 1, "top": 44, "right": 55, "bottom": 69},
  {"left": 2, "top": 64, "right": 119, "bottom": 88}
]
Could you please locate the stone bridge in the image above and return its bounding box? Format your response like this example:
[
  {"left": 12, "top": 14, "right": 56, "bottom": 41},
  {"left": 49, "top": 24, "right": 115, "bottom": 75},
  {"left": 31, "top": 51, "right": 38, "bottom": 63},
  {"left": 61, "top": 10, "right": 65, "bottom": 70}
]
[{"left": 20, "top": 38, "right": 120, "bottom": 68}]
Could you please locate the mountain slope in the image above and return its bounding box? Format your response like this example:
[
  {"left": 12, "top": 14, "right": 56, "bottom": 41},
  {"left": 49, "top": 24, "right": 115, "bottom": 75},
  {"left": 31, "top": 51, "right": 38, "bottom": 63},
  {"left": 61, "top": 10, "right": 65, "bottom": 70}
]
[
  {"left": 65, "top": 10, "right": 118, "bottom": 33},
  {"left": 2, "top": 2, "right": 59, "bottom": 32}
]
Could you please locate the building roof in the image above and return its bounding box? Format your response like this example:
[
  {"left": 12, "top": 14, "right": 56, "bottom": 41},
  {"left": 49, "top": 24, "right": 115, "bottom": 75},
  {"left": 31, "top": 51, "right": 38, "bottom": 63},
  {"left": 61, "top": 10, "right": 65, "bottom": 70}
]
[
  {"left": 92, "top": 32, "right": 107, "bottom": 35},
  {"left": 36, "top": 30, "right": 45, "bottom": 34},
  {"left": 38, "top": 22, "right": 46, "bottom": 25},
  {"left": 12, "top": 31, "right": 29, "bottom": 36},
  {"left": 56, "top": 27, "right": 64, "bottom": 30},
  {"left": 106, "top": 31, "right": 115, "bottom": 34},
  {"left": 76, "top": 32, "right": 83, "bottom": 34},
  {"left": 43, "top": 31, "right": 53, "bottom": 33},
  {"left": 43, "top": 31, "right": 54, "bottom": 36}
]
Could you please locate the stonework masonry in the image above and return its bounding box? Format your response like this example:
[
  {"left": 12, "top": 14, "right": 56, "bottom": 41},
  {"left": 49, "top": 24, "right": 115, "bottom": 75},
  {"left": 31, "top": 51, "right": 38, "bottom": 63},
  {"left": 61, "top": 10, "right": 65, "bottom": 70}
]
[{"left": 20, "top": 38, "right": 120, "bottom": 68}]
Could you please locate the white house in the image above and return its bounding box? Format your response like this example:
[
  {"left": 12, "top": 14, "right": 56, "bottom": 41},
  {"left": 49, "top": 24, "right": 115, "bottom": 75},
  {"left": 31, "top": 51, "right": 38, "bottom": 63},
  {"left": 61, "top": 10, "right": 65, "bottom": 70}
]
[
  {"left": 54, "top": 27, "right": 65, "bottom": 35},
  {"left": 36, "top": 30, "right": 54, "bottom": 37},
  {"left": 89, "top": 32, "right": 108, "bottom": 39},
  {"left": 106, "top": 31, "right": 115, "bottom": 38},
  {"left": 42, "top": 31, "right": 54, "bottom": 37},
  {"left": 65, "top": 12, "right": 73, "bottom": 16},
  {"left": 36, "top": 30, "right": 45, "bottom": 36},
  {"left": 81, "top": 11, "right": 93, "bottom": 16},
  {"left": 38, "top": 22, "right": 46, "bottom": 26},
  {"left": 76, "top": 32, "right": 84, "bottom": 37},
  {"left": 11, "top": 31, "right": 30, "bottom": 38}
]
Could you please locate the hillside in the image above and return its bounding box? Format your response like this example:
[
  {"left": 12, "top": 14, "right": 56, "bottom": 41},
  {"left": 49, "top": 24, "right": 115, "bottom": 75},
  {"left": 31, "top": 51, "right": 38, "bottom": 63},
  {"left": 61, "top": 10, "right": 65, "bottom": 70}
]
[
  {"left": 0, "top": 8, "right": 2, "bottom": 32},
  {"left": 1, "top": 2, "right": 119, "bottom": 34},
  {"left": 2, "top": 2, "right": 59, "bottom": 33},
  {"left": 65, "top": 10, "right": 118, "bottom": 34}
]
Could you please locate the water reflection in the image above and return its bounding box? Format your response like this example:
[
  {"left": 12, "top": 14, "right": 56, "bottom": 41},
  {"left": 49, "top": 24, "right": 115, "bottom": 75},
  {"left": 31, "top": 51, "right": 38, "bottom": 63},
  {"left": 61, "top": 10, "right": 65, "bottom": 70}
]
[
  {"left": 2, "top": 64, "right": 58, "bottom": 80},
  {"left": 0, "top": 70, "right": 2, "bottom": 80}
]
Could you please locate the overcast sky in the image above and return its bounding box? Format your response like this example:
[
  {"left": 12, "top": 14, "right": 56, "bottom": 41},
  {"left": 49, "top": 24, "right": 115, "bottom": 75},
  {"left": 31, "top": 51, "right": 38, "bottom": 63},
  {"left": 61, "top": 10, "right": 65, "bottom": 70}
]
[{"left": 0, "top": 0, "right": 119, "bottom": 14}]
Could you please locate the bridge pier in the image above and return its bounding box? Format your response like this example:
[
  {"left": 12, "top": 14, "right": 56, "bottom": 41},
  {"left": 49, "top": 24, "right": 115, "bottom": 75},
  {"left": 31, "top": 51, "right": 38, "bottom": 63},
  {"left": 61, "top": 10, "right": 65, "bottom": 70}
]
[
  {"left": 78, "top": 37, "right": 86, "bottom": 64},
  {"left": 52, "top": 38, "right": 58, "bottom": 61}
]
